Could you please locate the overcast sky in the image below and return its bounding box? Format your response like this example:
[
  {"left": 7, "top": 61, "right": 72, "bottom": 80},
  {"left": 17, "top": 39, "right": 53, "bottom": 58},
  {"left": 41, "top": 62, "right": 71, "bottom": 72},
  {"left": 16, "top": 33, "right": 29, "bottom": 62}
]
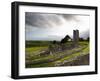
[{"left": 25, "top": 12, "right": 90, "bottom": 41}]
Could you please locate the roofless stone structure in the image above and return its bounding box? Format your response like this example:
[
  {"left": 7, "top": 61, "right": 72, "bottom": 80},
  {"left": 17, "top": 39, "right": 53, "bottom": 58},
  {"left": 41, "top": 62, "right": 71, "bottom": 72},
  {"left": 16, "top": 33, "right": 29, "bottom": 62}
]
[{"left": 73, "top": 30, "right": 79, "bottom": 46}]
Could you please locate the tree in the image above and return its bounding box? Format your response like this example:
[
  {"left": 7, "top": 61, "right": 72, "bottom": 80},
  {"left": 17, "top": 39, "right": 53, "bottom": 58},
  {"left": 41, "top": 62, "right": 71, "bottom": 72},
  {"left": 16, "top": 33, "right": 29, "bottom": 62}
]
[
  {"left": 52, "top": 40, "right": 57, "bottom": 44},
  {"left": 61, "top": 35, "right": 71, "bottom": 43},
  {"left": 86, "top": 37, "right": 89, "bottom": 41},
  {"left": 79, "top": 37, "right": 84, "bottom": 41}
]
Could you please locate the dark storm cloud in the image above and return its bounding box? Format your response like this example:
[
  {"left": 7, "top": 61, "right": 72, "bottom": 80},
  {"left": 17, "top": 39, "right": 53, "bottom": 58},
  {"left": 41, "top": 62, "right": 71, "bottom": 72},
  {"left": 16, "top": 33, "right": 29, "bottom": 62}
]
[
  {"left": 25, "top": 12, "right": 85, "bottom": 28},
  {"left": 25, "top": 12, "right": 63, "bottom": 28}
]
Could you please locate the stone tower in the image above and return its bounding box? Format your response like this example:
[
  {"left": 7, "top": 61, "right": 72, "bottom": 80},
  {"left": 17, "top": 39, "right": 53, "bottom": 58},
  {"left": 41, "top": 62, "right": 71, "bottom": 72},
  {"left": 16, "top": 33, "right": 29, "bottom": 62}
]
[{"left": 73, "top": 30, "right": 79, "bottom": 46}]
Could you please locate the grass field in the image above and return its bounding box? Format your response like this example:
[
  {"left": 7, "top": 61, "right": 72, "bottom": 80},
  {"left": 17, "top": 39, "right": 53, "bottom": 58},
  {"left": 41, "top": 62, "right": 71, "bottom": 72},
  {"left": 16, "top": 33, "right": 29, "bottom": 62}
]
[{"left": 25, "top": 41, "right": 89, "bottom": 68}]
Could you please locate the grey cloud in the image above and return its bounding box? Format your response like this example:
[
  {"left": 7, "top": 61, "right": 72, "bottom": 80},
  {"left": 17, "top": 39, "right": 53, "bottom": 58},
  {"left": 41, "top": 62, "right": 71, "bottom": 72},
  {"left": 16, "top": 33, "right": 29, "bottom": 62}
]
[
  {"left": 80, "top": 30, "right": 89, "bottom": 39},
  {"left": 60, "top": 14, "right": 89, "bottom": 22},
  {"left": 25, "top": 12, "right": 87, "bottom": 28},
  {"left": 59, "top": 14, "right": 80, "bottom": 22},
  {"left": 25, "top": 12, "right": 63, "bottom": 28}
]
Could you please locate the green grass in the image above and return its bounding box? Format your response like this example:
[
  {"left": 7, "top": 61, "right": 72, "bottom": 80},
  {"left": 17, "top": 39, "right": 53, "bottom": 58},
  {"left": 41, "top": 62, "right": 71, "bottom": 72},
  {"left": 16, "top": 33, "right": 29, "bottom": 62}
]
[
  {"left": 26, "top": 45, "right": 89, "bottom": 68},
  {"left": 26, "top": 41, "right": 52, "bottom": 47},
  {"left": 56, "top": 45, "right": 89, "bottom": 63},
  {"left": 25, "top": 41, "right": 89, "bottom": 68},
  {"left": 26, "top": 46, "right": 48, "bottom": 54}
]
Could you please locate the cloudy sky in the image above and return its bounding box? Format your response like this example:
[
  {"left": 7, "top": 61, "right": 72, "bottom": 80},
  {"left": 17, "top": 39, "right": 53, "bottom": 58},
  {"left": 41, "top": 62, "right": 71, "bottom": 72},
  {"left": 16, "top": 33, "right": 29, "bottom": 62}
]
[{"left": 25, "top": 12, "right": 90, "bottom": 41}]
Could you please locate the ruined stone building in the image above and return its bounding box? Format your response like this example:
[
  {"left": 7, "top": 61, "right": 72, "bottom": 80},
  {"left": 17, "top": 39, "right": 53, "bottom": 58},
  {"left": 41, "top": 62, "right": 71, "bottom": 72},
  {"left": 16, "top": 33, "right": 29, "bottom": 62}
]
[{"left": 73, "top": 30, "right": 79, "bottom": 46}]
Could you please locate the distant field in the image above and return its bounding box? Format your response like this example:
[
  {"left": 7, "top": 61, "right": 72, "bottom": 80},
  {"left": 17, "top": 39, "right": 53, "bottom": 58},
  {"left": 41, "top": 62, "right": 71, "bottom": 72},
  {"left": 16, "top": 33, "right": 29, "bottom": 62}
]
[
  {"left": 26, "top": 41, "right": 52, "bottom": 47},
  {"left": 25, "top": 41, "right": 89, "bottom": 68}
]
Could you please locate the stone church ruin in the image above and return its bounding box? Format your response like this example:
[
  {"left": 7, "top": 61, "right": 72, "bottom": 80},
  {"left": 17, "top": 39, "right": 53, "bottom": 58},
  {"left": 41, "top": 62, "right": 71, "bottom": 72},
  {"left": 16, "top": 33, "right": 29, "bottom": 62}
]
[{"left": 39, "top": 30, "right": 79, "bottom": 56}]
